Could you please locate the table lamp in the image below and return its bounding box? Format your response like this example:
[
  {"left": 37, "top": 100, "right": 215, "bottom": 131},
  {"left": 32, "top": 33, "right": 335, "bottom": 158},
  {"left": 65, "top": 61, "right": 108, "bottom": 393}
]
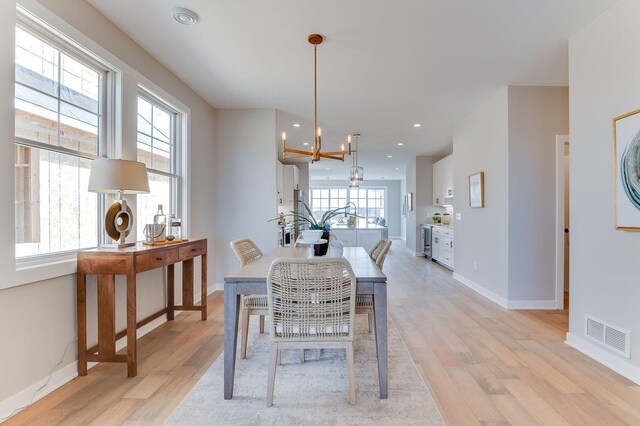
[{"left": 88, "top": 159, "right": 150, "bottom": 247}]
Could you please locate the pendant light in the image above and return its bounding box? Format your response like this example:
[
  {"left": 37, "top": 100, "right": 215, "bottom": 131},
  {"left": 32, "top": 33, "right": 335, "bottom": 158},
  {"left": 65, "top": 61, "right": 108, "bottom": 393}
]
[{"left": 349, "top": 133, "right": 363, "bottom": 186}]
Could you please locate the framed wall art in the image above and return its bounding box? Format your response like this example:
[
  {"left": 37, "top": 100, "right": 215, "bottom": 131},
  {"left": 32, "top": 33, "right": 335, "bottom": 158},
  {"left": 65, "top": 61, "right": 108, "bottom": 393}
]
[
  {"left": 613, "top": 109, "right": 640, "bottom": 230},
  {"left": 469, "top": 172, "right": 484, "bottom": 208}
]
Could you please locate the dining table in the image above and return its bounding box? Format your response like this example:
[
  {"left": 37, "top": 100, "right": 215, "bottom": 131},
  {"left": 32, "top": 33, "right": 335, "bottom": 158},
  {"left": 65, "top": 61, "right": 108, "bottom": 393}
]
[{"left": 223, "top": 246, "right": 388, "bottom": 399}]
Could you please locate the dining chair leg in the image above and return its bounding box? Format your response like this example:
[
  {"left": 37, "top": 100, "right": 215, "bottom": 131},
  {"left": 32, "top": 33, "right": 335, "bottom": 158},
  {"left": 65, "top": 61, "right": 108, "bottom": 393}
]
[
  {"left": 259, "top": 315, "right": 265, "bottom": 334},
  {"left": 300, "top": 349, "right": 305, "bottom": 363},
  {"left": 276, "top": 349, "right": 282, "bottom": 366},
  {"left": 346, "top": 342, "right": 356, "bottom": 405},
  {"left": 368, "top": 312, "right": 374, "bottom": 333},
  {"left": 315, "top": 349, "right": 321, "bottom": 360},
  {"left": 267, "top": 344, "right": 278, "bottom": 407},
  {"left": 241, "top": 308, "right": 250, "bottom": 359}
]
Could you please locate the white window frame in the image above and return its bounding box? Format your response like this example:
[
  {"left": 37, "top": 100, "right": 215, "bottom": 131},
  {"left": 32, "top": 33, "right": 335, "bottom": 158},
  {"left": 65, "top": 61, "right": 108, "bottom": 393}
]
[
  {"left": 14, "top": 8, "right": 116, "bottom": 267},
  {"left": 135, "top": 88, "right": 184, "bottom": 239},
  {"left": 310, "top": 185, "right": 387, "bottom": 224}
]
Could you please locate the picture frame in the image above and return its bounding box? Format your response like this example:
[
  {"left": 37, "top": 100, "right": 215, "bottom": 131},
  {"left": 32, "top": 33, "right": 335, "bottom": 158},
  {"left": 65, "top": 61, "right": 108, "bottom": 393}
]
[
  {"left": 613, "top": 109, "right": 640, "bottom": 231},
  {"left": 407, "top": 192, "right": 413, "bottom": 211},
  {"left": 469, "top": 172, "right": 484, "bottom": 208}
]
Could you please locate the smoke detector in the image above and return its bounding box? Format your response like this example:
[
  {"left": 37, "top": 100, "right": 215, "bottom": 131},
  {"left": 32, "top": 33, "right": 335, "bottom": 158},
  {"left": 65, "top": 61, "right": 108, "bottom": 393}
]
[{"left": 172, "top": 7, "right": 199, "bottom": 25}]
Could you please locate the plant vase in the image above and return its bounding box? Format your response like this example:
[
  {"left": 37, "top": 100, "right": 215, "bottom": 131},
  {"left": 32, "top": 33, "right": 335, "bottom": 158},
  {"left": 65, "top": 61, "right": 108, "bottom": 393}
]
[{"left": 313, "top": 230, "right": 330, "bottom": 256}]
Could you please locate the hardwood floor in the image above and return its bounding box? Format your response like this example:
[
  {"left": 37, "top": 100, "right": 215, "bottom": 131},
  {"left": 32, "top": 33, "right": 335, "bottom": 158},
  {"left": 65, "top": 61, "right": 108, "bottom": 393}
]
[{"left": 7, "top": 246, "right": 640, "bottom": 425}]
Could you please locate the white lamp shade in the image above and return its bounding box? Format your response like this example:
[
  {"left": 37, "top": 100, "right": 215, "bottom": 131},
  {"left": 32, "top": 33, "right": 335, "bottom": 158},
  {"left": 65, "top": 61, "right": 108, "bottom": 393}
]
[{"left": 88, "top": 159, "right": 150, "bottom": 194}]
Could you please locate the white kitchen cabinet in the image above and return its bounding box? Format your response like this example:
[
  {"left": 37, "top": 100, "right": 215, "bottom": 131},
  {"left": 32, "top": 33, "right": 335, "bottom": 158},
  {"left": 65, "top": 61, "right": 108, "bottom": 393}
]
[
  {"left": 357, "top": 230, "right": 382, "bottom": 253},
  {"left": 433, "top": 160, "right": 443, "bottom": 206},
  {"left": 432, "top": 226, "right": 454, "bottom": 270},
  {"left": 276, "top": 161, "right": 284, "bottom": 205},
  {"left": 432, "top": 154, "right": 454, "bottom": 206},
  {"left": 332, "top": 230, "right": 357, "bottom": 247},
  {"left": 281, "top": 164, "right": 299, "bottom": 205}
]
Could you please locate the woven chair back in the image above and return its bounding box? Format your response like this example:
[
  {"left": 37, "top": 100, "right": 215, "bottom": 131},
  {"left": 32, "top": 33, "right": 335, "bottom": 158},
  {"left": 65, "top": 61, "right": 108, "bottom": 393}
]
[
  {"left": 230, "top": 238, "right": 263, "bottom": 266},
  {"left": 374, "top": 239, "right": 392, "bottom": 270},
  {"left": 267, "top": 258, "right": 356, "bottom": 342}
]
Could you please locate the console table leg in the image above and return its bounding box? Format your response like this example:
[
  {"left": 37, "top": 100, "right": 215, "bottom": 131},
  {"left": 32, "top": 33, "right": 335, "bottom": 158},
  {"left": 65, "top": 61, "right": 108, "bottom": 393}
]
[
  {"left": 126, "top": 269, "right": 137, "bottom": 377},
  {"left": 77, "top": 271, "right": 87, "bottom": 376},
  {"left": 183, "top": 258, "right": 194, "bottom": 307},
  {"left": 201, "top": 253, "right": 207, "bottom": 320},
  {"left": 97, "top": 275, "right": 116, "bottom": 357},
  {"left": 167, "top": 264, "right": 175, "bottom": 321}
]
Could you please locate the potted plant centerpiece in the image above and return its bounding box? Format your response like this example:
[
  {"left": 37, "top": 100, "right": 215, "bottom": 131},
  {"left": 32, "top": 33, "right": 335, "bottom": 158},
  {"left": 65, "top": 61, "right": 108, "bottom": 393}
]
[{"left": 288, "top": 201, "right": 358, "bottom": 256}]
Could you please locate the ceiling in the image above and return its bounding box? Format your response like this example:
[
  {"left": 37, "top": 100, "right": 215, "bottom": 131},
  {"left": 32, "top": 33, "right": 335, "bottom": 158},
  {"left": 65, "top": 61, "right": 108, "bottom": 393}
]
[{"left": 88, "top": 0, "right": 615, "bottom": 181}]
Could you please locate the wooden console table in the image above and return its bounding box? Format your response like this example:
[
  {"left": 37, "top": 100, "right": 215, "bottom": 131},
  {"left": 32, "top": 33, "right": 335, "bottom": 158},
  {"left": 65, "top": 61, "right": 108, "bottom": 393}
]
[{"left": 76, "top": 238, "right": 207, "bottom": 377}]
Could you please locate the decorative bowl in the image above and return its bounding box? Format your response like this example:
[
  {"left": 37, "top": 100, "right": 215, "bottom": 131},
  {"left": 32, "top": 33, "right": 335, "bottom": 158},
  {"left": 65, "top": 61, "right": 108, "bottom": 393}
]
[{"left": 301, "top": 230, "right": 323, "bottom": 242}]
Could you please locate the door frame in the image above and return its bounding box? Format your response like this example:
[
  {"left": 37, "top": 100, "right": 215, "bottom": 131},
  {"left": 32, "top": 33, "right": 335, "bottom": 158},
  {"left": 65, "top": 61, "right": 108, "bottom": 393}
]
[{"left": 555, "top": 135, "right": 570, "bottom": 309}]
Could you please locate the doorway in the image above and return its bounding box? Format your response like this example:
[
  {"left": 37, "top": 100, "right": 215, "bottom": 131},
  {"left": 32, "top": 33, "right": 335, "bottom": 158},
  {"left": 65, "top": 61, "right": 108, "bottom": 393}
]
[{"left": 555, "top": 135, "right": 570, "bottom": 309}]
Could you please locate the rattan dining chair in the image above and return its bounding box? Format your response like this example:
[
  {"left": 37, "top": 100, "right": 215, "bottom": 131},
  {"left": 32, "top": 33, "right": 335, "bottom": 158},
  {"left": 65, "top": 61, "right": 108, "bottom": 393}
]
[
  {"left": 357, "top": 239, "right": 392, "bottom": 332},
  {"left": 230, "top": 238, "right": 268, "bottom": 359},
  {"left": 266, "top": 257, "right": 357, "bottom": 406}
]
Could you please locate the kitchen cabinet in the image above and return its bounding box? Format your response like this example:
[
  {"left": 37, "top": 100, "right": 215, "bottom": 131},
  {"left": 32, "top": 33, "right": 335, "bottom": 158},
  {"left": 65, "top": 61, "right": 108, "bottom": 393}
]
[
  {"left": 432, "top": 226, "right": 454, "bottom": 270},
  {"left": 432, "top": 154, "right": 454, "bottom": 206},
  {"left": 331, "top": 226, "right": 387, "bottom": 253},
  {"left": 276, "top": 161, "right": 284, "bottom": 205},
  {"left": 277, "top": 162, "right": 299, "bottom": 206}
]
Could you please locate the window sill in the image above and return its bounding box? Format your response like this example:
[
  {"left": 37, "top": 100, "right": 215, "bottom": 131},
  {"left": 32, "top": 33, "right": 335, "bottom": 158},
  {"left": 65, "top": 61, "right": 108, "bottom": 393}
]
[{"left": 3, "top": 254, "right": 78, "bottom": 290}]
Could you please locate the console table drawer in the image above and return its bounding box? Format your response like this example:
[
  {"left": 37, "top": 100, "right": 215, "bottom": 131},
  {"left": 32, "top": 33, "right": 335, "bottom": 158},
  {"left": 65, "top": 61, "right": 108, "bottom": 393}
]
[
  {"left": 136, "top": 250, "right": 178, "bottom": 272},
  {"left": 179, "top": 240, "right": 207, "bottom": 260}
]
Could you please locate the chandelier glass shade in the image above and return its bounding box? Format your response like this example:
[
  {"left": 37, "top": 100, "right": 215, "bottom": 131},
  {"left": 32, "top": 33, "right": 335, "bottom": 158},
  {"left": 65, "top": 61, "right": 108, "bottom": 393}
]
[{"left": 348, "top": 133, "right": 363, "bottom": 185}]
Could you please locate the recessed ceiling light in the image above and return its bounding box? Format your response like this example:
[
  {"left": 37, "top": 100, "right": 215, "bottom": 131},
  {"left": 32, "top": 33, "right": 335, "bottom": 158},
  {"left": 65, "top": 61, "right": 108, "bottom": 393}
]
[
  {"left": 397, "top": 142, "right": 404, "bottom": 146},
  {"left": 292, "top": 123, "right": 301, "bottom": 127},
  {"left": 387, "top": 155, "right": 393, "bottom": 158},
  {"left": 413, "top": 123, "right": 422, "bottom": 128},
  {"left": 325, "top": 167, "right": 330, "bottom": 170},
  {"left": 302, "top": 142, "right": 309, "bottom": 146},
  {"left": 395, "top": 167, "right": 399, "bottom": 170},
  {"left": 172, "top": 7, "right": 199, "bottom": 25}
]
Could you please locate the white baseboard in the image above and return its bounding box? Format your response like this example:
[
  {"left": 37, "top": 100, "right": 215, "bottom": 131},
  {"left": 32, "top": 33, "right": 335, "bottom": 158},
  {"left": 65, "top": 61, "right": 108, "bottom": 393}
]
[
  {"left": 405, "top": 247, "right": 417, "bottom": 256},
  {"left": 452, "top": 273, "right": 508, "bottom": 308},
  {"left": 507, "top": 299, "right": 558, "bottom": 310},
  {"left": 565, "top": 332, "right": 640, "bottom": 385},
  {"left": 389, "top": 235, "right": 403, "bottom": 240},
  {"left": 0, "top": 284, "right": 219, "bottom": 421}
]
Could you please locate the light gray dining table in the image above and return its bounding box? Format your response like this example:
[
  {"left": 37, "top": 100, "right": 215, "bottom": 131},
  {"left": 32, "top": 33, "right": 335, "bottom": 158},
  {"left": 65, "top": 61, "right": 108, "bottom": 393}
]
[{"left": 223, "top": 246, "right": 388, "bottom": 399}]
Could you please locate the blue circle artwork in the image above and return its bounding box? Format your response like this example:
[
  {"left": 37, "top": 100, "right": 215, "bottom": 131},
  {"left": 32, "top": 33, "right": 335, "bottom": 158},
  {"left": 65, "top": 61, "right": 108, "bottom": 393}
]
[{"left": 621, "top": 129, "right": 640, "bottom": 210}]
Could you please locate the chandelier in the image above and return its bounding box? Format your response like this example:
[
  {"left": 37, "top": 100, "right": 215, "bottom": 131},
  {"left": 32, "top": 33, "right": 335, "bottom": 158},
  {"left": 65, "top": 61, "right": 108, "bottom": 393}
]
[
  {"left": 349, "top": 133, "right": 363, "bottom": 187},
  {"left": 282, "top": 34, "right": 351, "bottom": 163}
]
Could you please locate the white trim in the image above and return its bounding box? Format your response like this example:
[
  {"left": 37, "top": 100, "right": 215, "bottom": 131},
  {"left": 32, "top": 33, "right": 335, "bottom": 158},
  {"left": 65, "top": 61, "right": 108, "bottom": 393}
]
[
  {"left": 405, "top": 247, "right": 417, "bottom": 256},
  {"left": 0, "top": 285, "right": 221, "bottom": 421},
  {"left": 555, "top": 135, "right": 570, "bottom": 309},
  {"left": 565, "top": 332, "right": 640, "bottom": 385},
  {"left": 507, "top": 299, "right": 558, "bottom": 310},
  {"left": 452, "top": 273, "right": 508, "bottom": 308}
]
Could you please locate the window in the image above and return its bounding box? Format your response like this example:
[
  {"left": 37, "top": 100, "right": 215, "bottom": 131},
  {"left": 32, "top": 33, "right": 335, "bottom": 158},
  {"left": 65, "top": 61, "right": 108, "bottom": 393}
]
[
  {"left": 136, "top": 91, "right": 181, "bottom": 240},
  {"left": 14, "top": 21, "right": 107, "bottom": 258},
  {"left": 310, "top": 187, "right": 385, "bottom": 224}
]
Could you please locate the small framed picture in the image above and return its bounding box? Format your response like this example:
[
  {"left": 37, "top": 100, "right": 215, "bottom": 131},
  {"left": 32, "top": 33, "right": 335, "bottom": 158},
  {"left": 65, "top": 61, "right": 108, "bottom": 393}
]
[
  {"left": 614, "top": 109, "right": 640, "bottom": 230},
  {"left": 407, "top": 192, "right": 413, "bottom": 211},
  {"left": 469, "top": 172, "right": 484, "bottom": 208}
]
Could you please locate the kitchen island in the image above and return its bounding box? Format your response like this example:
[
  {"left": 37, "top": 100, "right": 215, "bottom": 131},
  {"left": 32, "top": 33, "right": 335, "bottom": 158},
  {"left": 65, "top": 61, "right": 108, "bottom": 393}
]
[{"left": 331, "top": 223, "right": 388, "bottom": 252}]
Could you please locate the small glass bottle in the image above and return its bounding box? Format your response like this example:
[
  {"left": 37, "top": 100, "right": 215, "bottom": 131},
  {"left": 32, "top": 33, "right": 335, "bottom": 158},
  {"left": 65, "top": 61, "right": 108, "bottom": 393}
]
[
  {"left": 154, "top": 204, "right": 166, "bottom": 226},
  {"left": 169, "top": 214, "right": 182, "bottom": 240}
]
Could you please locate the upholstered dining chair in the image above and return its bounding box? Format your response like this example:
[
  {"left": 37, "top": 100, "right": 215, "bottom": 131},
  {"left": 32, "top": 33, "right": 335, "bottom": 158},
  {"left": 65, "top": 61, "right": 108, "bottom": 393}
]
[
  {"left": 266, "top": 257, "right": 357, "bottom": 407},
  {"left": 357, "top": 239, "right": 392, "bottom": 332},
  {"left": 230, "top": 238, "right": 268, "bottom": 359}
]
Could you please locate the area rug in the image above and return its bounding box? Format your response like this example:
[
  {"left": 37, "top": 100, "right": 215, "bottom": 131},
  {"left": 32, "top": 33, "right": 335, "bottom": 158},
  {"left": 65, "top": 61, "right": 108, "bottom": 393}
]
[{"left": 165, "top": 315, "right": 444, "bottom": 425}]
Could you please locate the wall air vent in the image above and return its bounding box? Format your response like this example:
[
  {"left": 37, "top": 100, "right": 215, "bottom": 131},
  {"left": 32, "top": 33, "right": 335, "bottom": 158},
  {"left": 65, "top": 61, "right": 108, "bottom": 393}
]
[{"left": 585, "top": 315, "right": 630, "bottom": 358}]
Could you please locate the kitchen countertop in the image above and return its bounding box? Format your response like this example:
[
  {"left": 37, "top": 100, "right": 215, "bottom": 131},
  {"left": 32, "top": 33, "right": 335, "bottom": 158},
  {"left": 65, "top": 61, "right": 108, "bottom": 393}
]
[
  {"left": 331, "top": 223, "right": 387, "bottom": 230},
  {"left": 422, "top": 223, "right": 454, "bottom": 229}
]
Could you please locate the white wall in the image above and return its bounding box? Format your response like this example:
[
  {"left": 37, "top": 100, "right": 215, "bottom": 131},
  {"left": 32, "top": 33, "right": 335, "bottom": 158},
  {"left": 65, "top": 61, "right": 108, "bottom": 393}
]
[
  {"left": 453, "top": 88, "right": 510, "bottom": 301},
  {"left": 508, "top": 86, "right": 569, "bottom": 302},
  {"left": 0, "top": 0, "right": 216, "bottom": 411},
  {"left": 309, "top": 180, "right": 402, "bottom": 237},
  {"left": 213, "top": 109, "right": 278, "bottom": 284},
  {"left": 568, "top": 0, "right": 640, "bottom": 382}
]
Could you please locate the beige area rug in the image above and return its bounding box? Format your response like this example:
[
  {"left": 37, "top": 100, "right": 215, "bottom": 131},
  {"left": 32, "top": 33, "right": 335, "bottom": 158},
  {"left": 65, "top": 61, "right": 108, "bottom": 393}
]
[{"left": 165, "top": 315, "right": 444, "bottom": 425}]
